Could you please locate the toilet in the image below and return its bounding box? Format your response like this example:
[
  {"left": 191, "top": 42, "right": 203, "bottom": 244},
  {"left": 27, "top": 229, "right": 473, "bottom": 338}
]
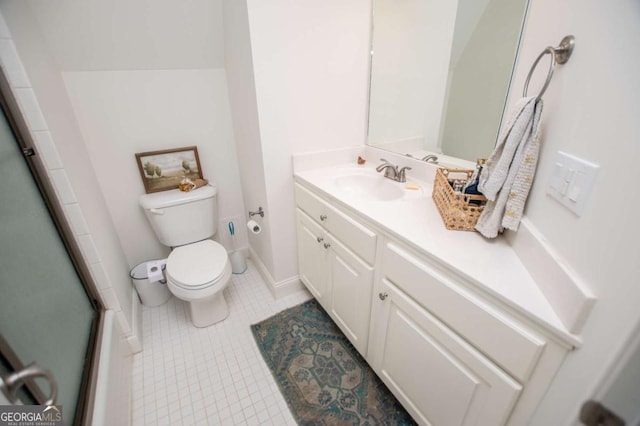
[{"left": 139, "top": 185, "right": 232, "bottom": 327}]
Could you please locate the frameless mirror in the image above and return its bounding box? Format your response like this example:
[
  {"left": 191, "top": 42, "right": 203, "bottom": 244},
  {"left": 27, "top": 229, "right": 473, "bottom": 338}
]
[{"left": 367, "top": 0, "right": 529, "bottom": 164}]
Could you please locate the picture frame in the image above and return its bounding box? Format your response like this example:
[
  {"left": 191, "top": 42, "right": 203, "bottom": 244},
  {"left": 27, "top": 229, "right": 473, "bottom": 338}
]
[{"left": 135, "top": 146, "right": 203, "bottom": 193}]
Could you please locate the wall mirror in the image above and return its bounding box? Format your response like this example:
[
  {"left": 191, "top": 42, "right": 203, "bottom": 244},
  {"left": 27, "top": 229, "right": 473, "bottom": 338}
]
[{"left": 367, "top": 0, "right": 530, "bottom": 164}]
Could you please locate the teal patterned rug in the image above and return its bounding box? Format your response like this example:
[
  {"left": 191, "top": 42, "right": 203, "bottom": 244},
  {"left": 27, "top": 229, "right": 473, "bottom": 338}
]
[{"left": 251, "top": 299, "right": 416, "bottom": 425}]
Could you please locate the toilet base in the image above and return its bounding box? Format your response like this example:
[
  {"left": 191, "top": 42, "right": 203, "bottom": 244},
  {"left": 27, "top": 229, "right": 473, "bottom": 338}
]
[{"left": 189, "top": 293, "right": 229, "bottom": 327}]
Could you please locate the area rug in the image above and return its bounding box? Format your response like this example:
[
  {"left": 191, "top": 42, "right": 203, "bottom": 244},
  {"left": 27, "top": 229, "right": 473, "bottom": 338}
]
[{"left": 251, "top": 299, "right": 416, "bottom": 425}]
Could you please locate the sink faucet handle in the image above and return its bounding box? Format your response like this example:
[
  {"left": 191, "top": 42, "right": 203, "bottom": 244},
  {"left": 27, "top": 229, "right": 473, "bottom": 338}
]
[
  {"left": 376, "top": 158, "right": 395, "bottom": 173},
  {"left": 397, "top": 166, "right": 412, "bottom": 182}
]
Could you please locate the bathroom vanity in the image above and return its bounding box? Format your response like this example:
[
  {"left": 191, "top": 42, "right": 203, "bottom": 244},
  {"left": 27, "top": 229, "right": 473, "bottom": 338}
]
[{"left": 293, "top": 158, "right": 579, "bottom": 425}]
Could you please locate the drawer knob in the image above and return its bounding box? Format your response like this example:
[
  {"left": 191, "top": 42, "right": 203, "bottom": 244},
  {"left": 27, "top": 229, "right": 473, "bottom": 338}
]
[
  {"left": 378, "top": 292, "right": 388, "bottom": 301},
  {"left": 316, "top": 237, "right": 324, "bottom": 243},
  {"left": 323, "top": 242, "right": 331, "bottom": 249},
  {"left": 320, "top": 214, "right": 328, "bottom": 221}
]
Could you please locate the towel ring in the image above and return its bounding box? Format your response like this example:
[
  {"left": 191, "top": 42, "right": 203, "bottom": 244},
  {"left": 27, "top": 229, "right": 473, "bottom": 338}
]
[{"left": 523, "top": 35, "right": 575, "bottom": 99}]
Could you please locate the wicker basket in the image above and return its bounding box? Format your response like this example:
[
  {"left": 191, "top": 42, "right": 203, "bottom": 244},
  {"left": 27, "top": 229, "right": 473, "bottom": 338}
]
[{"left": 432, "top": 168, "right": 487, "bottom": 231}]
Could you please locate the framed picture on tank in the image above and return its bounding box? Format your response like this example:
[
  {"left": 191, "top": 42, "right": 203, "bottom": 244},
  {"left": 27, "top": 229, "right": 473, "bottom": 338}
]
[{"left": 135, "top": 146, "right": 203, "bottom": 193}]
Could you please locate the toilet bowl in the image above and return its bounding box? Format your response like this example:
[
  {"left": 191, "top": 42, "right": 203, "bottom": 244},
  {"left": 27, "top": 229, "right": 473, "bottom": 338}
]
[{"left": 166, "top": 239, "right": 232, "bottom": 327}]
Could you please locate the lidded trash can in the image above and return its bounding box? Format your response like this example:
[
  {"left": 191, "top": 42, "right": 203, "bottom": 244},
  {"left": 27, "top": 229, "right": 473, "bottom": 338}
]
[{"left": 130, "top": 260, "right": 171, "bottom": 307}]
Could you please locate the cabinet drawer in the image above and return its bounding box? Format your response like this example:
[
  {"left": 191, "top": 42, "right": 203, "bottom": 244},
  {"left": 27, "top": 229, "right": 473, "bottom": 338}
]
[
  {"left": 382, "top": 242, "right": 545, "bottom": 383},
  {"left": 295, "top": 183, "right": 377, "bottom": 264}
]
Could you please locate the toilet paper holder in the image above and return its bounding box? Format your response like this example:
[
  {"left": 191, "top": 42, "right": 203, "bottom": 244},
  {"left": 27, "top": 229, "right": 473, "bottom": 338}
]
[{"left": 249, "top": 207, "right": 264, "bottom": 218}]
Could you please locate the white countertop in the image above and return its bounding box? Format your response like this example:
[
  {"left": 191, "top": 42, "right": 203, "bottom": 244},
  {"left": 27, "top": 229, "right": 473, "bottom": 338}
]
[{"left": 294, "top": 162, "right": 579, "bottom": 347}]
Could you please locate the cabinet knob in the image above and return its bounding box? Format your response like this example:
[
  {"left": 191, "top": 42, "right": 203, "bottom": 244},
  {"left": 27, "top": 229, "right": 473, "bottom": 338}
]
[
  {"left": 316, "top": 237, "right": 324, "bottom": 243},
  {"left": 378, "top": 292, "right": 388, "bottom": 301},
  {"left": 320, "top": 214, "right": 328, "bottom": 221},
  {"left": 323, "top": 242, "right": 331, "bottom": 249}
]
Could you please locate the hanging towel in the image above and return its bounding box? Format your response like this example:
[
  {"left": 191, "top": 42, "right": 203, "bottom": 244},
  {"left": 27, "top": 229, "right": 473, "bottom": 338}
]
[
  {"left": 476, "top": 97, "right": 543, "bottom": 238},
  {"left": 478, "top": 97, "right": 536, "bottom": 200}
]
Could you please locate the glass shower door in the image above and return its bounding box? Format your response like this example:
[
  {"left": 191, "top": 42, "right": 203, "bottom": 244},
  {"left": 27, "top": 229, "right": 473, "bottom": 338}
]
[{"left": 0, "top": 96, "right": 98, "bottom": 423}]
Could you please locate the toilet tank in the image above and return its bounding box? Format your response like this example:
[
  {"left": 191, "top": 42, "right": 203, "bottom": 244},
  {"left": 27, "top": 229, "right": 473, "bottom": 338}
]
[{"left": 139, "top": 185, "right": 218, "bottom": 247}]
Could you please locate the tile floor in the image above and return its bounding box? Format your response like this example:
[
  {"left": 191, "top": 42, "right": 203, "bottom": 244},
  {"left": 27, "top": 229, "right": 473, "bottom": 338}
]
[{"left": 131, "top": 260, "right": 312, "bottom": 425}]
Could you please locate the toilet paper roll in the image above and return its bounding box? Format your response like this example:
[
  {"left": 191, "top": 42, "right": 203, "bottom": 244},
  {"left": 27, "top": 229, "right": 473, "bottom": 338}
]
[
  {"left": 146, "top": 260, "right": 165, "bottom": 283},
  {"left": 247, "top": 220, "right": 261, "bottom": 235}
]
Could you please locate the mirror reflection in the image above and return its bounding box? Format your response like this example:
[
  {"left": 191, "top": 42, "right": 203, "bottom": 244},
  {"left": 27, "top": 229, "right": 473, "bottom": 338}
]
[{"left": 367, "top": 0, "right": 529, "bottom": 164}]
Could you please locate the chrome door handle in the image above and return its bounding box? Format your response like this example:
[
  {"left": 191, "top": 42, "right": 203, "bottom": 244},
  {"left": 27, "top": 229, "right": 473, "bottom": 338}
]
[
  {"left": 378, "top": 292, "right": 388, "bottom": 300},
  {"left": 1, "top": 362, "right": 57, "bottom": 406}
]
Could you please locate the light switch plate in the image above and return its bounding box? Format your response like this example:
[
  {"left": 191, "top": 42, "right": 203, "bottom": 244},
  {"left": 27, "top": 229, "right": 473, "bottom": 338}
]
[{"left": 547, "top": 151, "right": 599, "bottom": 216}]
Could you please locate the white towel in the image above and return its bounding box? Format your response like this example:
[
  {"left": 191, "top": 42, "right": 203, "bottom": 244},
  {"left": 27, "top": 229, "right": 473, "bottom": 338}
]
[{"left": 476, "top": 97, "right": 543, "bottom": 238}]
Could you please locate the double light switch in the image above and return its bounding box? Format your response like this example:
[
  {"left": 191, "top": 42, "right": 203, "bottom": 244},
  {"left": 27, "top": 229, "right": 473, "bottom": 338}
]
[{"left": 547, "top": 151, "right": 599, "bottom": 216}]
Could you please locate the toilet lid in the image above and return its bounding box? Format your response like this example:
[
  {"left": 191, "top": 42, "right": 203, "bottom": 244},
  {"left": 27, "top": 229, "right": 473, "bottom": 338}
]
[{"left": 167, "top": 240, "right": 228, "bottom": 289}]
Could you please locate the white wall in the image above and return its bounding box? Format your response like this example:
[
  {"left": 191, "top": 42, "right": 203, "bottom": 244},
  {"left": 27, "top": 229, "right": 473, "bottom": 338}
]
[
  {"left": 25, "top": 0, "right": 224, "bottom": 71},
  {"left": 8, "top": 0, "right": 247, "bottom": 269},
  {"left": 222, "top": 0, "right": 275, "bottom": 280},
  {"left": 62, "top": 69, "right": 246, "bottom": 266},
  {"left": 506, "top": 1, "right": 640, "bottom": 424},
  {"left": 368, "top": 0, "right": 458, "bottom": 148},
  {"left": 21, "top": 0, "right": 371, "bottom": 295},
  {"left": 245, "top": 0, "right": 371, "bottom": 284}
]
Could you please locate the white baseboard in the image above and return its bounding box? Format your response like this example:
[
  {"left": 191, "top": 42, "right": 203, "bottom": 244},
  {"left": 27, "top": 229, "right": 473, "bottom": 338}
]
[
  {"left": 248, "top": 246, "right": 304, "bottom": 298},
  {"left": 506, "top": 218, "right": 596, "bottom": 334}
]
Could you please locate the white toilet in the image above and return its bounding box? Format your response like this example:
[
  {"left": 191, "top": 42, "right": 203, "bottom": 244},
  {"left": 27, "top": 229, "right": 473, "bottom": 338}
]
[{"left": 139, "top": 185, "right": 232, "bottom": 327}]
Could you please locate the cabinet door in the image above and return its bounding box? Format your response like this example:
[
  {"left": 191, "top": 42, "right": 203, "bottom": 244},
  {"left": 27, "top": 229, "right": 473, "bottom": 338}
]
[
  {"left": 373, "top": 280, "right": 522, "bottom": 426},
  {"left": 296, "top": 209, "right": 329, "bottom": 304},
  {"left": 327, "top": 235, "right": 374, "bottom": 356}
]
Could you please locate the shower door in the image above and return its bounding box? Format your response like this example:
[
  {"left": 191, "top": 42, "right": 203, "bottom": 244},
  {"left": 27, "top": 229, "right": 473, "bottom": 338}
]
[{"left": 0, "top": 78, "right": 100, "bottom": 424}]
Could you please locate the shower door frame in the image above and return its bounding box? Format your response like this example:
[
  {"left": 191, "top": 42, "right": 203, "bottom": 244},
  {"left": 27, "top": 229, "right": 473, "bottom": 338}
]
[{"left": 0, "top": 68, "right": 105, "bottom": 425}]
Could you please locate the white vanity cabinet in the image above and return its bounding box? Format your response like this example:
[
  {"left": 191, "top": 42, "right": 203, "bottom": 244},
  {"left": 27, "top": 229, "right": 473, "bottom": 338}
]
[
  {"left": 295, "top": 183, "right": 377, "bottom": 356},
  {"left": 367, "top": 240, "right": 571, "bottom": 425},
  {"left": 293, "top": 180, "right": 572, "bottom": 425}
]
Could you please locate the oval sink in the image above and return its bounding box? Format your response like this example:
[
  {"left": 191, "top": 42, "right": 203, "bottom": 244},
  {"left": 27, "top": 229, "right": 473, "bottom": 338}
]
[{"left": 333, "top": 174, "right": 404, "bottom": 201}]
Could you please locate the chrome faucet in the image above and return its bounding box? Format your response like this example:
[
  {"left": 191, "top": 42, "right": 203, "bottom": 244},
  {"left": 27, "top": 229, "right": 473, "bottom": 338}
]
[
  {"left": 376, "top": 159, "right": 411, "bottom": 183},
  {"left": 421, "top": 154, "right": 439, "bottom": 163}
]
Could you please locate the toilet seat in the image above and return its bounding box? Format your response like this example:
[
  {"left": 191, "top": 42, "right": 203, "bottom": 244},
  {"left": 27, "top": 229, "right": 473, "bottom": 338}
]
[{"left": 167, "top": 240, "right": 228, "bottom": 290}]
